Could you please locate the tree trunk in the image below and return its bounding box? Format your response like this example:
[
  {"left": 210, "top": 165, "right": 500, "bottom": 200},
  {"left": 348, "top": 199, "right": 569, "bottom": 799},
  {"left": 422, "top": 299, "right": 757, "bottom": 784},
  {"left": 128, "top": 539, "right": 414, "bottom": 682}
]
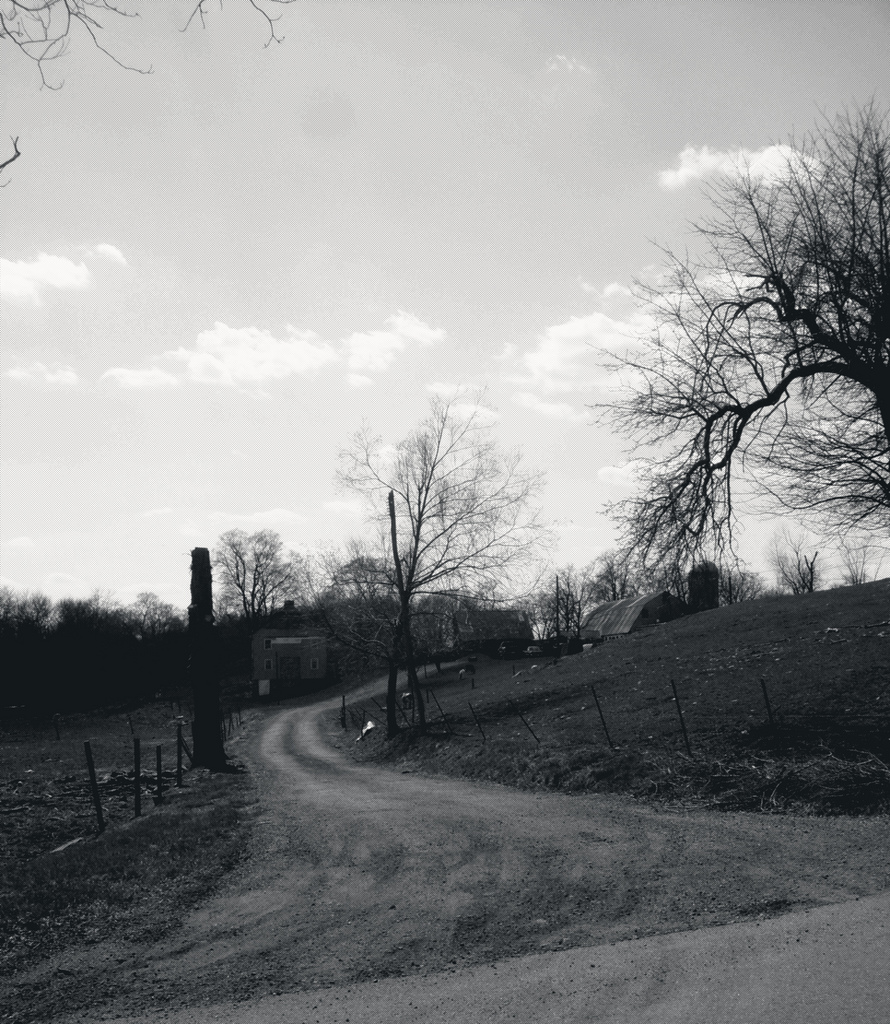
[
  {"left": 188, "top": 548, "right": 228, "bottom": 770},
  {"left": 401, "top": 595, "right": 427, "bottom": 733},
  {"left": 388, "top": 490, "right": 426, "bottom": 733},
  {"left": 386, "top": 658, "right": 399, "bottom": 738}
]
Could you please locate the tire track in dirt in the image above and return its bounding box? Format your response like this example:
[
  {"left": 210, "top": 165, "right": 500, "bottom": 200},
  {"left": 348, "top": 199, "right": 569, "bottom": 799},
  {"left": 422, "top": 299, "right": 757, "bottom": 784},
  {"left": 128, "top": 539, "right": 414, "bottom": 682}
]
[{"left": 49, "top": 686, "right": 890, "bottom": 1021}]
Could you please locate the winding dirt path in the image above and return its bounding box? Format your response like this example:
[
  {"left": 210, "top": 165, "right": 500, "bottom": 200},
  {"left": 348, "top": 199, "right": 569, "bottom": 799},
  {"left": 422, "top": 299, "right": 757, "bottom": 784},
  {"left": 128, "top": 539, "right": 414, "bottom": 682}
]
[{"left": 55, "top": 686, "right": 890, "bottom": 1022}]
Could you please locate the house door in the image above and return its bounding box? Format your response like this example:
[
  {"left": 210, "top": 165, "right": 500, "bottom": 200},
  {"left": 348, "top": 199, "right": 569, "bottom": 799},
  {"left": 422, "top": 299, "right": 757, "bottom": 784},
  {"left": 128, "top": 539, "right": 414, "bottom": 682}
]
[{"left": 278, "top": 656, "right": 301, "bottom": 680}]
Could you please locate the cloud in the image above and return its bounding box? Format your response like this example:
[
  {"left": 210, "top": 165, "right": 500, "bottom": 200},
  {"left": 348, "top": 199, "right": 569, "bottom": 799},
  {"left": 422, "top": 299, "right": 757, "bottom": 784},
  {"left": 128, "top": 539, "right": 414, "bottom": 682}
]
[
  {"left": 343, "top": 311, "right": 444, "bottom": 373},
  {"left": 91, "top": 243, "right": 127, "bottom": 265},
  {"left": 658, "top": 143, "right": 798, "bottom": 189},
  {"left": 508, "top": 311, "right": 644, "bottom": 397},
  {"left": 597, "top": 461, "right": 644, "bottom": 488},
  {"left": 513, "top": 392, "right": 588, "bottom": 423},
  {"left": 1, "top": 254, "right": 91, "bottom": 304},
  {"left": 103, "top": 312, "right": 445, "bottom": 391},
  {"left": 5, "top": 361, "right": 79, "bottom": 386},
  {"left": 141, "top": 508, "right": 173, "bottom": 518},
  {"left": 546, "top": 55, "right": 591, "bottom": 75},
  {"left": 166, "top": 323, "right": 339, "bottom": 386},
  {"left": 101, "top": 366, "right": 180, "bottom": 388},
  {"left": 2, "top": 536, "right": 35, "bottom": 549}
]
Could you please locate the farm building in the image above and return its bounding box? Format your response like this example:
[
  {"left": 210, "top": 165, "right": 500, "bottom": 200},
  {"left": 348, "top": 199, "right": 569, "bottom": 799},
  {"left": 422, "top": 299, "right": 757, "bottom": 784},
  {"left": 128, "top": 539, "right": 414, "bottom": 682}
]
[
  {"left": 452, "top": 607, "right": 533, "bottom": 657},
  {"left": 581, "top": 591, "right": 687, "bottom": 639},
  {"left": 251, "top": 627, "right": 327, "bottom": 698}
]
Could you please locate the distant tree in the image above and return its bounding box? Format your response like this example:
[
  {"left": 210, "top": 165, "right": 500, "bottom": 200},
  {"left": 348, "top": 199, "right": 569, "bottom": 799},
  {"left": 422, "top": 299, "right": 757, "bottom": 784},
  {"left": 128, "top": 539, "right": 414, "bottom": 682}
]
[
  {"left": 836, "top": 539, "right": 886, "bottom": 586},
  {"left": 527, "top": 565, "right": 602, "bottom": 640},
  {"left": 212, "top": 528, "right": 304, "bottom": 622},
  {"left": 718, "top": 563, "right": 764, "bottom": 604},
  {"left": 128, "top": 591, "right": 184, "bottom": 638},
  {"left": 635, "top": 558, "right": 692, "bottom": 604},
  {"left": 588, "top": 549, "right": 638, "bottom": 604},
  {"left": 52, "top": 591, "right": 142, "bottom": 706},
  {"left": 337, "top": 394, "right": 547, "bottom": 732},
  {"left": 767, "top": 529, "right": 822, "bottom": 594},
  {"left": 1, "top": 586, "right": 57, "bottom": 705},
  {"left": 0, "top": 585, "right": 55, "bottom": 635},
  {"left": 597, "top": 104, "right": 890, "bottom": 569},
  {"left": 313, "top": 543, "right": 403, "bottom": 737}
]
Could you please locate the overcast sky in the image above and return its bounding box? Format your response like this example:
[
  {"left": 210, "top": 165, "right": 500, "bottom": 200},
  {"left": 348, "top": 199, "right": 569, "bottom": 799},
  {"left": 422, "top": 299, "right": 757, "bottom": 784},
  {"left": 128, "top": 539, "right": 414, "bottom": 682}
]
[{"left": 2, "top": 1, "right": 888, "bottom": 607}]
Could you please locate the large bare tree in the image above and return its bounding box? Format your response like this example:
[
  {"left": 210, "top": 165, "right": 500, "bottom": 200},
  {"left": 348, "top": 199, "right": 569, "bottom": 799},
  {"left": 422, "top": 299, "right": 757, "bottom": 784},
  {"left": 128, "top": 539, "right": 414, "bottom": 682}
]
[
  {"left": 597, "top": 104, "right": 890, "bottom": 567},
  {"left": 337, "top": 394, "right": 547, "bottom": 732},
  {"left": 1, "top": 0, "right": 297, "bottom": 88},
  {"left": 212, "top": 528, "right": 303, "bottom": 622}
]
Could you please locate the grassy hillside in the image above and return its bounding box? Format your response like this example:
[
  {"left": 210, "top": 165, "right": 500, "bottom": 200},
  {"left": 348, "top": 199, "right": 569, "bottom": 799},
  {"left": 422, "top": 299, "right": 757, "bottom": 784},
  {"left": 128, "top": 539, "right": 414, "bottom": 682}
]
[{"left": 335, "top": 580, "right": 890, "bottom": 814}]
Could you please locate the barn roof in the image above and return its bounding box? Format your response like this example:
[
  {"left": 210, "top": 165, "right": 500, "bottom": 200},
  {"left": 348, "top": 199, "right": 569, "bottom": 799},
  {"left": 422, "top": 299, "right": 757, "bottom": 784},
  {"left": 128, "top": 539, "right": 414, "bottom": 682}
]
[{"left": 582, "top": 592, "right": 673, "bottom": 636}]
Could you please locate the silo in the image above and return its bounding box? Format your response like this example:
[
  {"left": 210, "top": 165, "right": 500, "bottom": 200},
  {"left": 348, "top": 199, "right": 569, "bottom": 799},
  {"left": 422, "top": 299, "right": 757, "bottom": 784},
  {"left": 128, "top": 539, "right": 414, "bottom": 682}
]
[{"left": 687, "top": 560, "right": 719, "bottom": 612}]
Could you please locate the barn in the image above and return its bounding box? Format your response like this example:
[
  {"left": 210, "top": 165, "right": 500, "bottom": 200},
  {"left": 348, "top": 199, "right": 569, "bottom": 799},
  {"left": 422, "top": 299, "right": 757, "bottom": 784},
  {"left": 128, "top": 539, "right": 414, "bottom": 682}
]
[{"left": 581, "top": 591, "right": 686, "bottom": 639}]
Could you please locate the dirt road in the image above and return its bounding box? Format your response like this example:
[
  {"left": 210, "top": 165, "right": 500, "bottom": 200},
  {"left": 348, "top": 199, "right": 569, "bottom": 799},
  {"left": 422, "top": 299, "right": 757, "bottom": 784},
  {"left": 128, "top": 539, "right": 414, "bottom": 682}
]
[{"left": 50, "top": 686, "right": 890, "bottom": 1022}]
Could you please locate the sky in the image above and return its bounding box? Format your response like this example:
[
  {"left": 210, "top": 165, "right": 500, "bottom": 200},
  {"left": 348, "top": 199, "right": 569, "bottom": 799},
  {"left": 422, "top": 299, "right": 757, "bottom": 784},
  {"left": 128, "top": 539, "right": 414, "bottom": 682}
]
[{"left": 2, "top": 1, "right": 889, "bottom": 608}]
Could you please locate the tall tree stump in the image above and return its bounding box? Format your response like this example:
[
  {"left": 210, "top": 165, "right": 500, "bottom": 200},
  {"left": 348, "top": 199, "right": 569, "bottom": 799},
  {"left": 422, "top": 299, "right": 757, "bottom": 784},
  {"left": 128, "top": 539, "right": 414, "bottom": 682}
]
[{"left": 188, "top": 547, "right": 228, "bottom": 769}]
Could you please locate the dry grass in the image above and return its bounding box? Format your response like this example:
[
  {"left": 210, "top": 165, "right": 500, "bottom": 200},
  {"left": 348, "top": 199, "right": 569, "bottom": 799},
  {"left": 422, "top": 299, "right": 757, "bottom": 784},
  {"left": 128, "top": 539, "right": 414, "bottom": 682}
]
[
  {"left": 338, "top": 580, "right": 890, "bottom": 815},
  {"left": 0, "top": 701, "right": 256, "bottom": 982}
]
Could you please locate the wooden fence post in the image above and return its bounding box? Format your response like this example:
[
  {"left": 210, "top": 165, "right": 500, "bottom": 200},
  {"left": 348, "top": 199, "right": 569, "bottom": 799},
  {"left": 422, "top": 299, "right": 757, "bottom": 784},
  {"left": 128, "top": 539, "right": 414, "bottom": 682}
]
[
  {"left": 760, "top": 678, "right": 775, "bottom": 727},
  {"left": 516, "top": 707, "right": 540, "bottom": 744},
  {"left": 340, "top": 695, "right": 347, "bottom": 730},
  {"left": 133, "top": 737, "right": 141, "bottom": 817},
  {"left": 467, "top": 702, "right": 486, "bottom": 742},
  {"left": 589, "top": 684, "right": 614, "bottom": 749},
  {"left": 428, "top": 689, "right": 453, "bottom": 736},
  {"left": 83, "top": 741, "right": 105, "bottom": 833},
  {"left": 670, "top": 678, "right": 693, "bottom": 757},
  {"left": 176, "top": 725, "right": 183, "bottom": 787},
  {"left": 155, "top": 745, "right": 163, "bottom": 803}
]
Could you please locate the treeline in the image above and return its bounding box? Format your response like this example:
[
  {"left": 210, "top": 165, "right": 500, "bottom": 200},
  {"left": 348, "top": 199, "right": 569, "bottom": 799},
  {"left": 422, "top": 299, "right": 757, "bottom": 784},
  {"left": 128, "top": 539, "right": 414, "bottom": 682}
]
[{"left": 0, "top": 589, "right": 189, "bottom": 714}]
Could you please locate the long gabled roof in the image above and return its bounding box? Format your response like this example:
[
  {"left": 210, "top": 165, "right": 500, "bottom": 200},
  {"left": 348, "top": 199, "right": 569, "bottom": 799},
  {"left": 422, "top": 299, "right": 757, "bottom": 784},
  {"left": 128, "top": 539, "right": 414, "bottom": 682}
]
[{"left": 582, "top": 592, "right": 671, "bottom": 636}]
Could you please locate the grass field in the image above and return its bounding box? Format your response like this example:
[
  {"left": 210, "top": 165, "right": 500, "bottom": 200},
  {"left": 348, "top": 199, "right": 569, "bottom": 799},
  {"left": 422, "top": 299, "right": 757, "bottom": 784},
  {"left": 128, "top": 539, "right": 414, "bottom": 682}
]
[
  {"left": 0, "top": 699, "right": 256, "bottom": 979},
  {"left": 337, "top": 580, "right": 890, "bottom": 815}
]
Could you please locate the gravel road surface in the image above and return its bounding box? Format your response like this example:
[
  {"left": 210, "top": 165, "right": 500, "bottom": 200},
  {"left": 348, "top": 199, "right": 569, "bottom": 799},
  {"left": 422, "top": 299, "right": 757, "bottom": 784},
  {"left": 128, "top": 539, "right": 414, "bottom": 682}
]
[{"left": 48, "top": 686, "right": 890, "bottom": 1022}]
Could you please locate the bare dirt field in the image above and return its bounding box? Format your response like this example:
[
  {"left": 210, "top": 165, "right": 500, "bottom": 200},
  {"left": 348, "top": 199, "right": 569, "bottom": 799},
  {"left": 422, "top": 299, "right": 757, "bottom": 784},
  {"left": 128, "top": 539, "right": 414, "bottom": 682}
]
[{"left": 5, "top": 679, "right": 888, "bottom": 1023}]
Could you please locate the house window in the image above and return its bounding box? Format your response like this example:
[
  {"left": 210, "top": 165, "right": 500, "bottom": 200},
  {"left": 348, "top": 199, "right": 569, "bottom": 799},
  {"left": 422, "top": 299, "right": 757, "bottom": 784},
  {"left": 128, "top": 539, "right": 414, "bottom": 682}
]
[
  {"left": 264, "top": 658, "right": 272, "bottom": 670},
  {"left": 310, "top": 658, "right": 319, "bottom": 671},
  {"left": 264, "top": 638, "right": 272, "bottom": 650}
]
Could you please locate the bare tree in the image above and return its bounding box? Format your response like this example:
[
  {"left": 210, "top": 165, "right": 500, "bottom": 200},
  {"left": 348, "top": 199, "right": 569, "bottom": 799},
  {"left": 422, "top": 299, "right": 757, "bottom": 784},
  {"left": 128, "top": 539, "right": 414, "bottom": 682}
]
[
  {"left": 128, "top": 591, "right": 184, "bottom": 638},
  {"left": 212, "top": 528, "right": 303, "bottom": 622},
  {"left": 1, "top": 0, "right": 297, "bottom": 88},
  {"left": 588, "top": 548, "right": 638, "bottom": 603},
  {"left": 767, "top": 529, "right": 822, "bottom": 594},
  {"left": 337, "top": 394, "right": 548, "bottom": 732},
  {"left": 718, "top": 563, "right": 764, "bottom": 604},
  {"left": 527, "top": 564, "right": 602, "bottom": 640},
  {"left": 836, "top": 539, "right": 886, "bottom": 586},
  {"left": 312, "top": 542, "right": 404, "bottom": 737},
  {"left": 597, "top": 104, "right": 890, "bottom": 568}
]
